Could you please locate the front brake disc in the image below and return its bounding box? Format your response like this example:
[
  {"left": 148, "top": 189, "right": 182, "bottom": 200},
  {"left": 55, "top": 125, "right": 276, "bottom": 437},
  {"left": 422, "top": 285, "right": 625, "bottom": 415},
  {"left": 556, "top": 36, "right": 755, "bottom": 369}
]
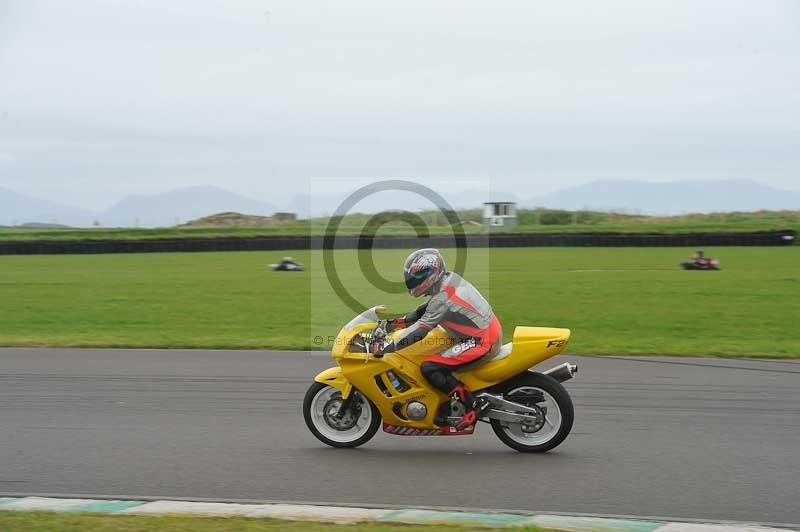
[{"left": 324, "top": 397, "right": 362, "bottom": 431}]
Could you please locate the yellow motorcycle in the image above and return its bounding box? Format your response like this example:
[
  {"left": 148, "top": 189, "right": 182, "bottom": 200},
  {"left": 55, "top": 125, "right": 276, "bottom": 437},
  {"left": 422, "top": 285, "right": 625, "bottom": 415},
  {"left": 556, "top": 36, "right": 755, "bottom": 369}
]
[{"left": 303, "top": 306, "right": 577, "bottom": 452}]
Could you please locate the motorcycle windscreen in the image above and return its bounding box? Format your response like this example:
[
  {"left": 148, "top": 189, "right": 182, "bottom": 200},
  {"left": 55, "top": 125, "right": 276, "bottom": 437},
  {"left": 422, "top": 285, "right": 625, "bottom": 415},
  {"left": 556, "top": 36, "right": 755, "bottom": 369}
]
[{"left": 341, "top": 305, "right": 389, "bottom": 331}]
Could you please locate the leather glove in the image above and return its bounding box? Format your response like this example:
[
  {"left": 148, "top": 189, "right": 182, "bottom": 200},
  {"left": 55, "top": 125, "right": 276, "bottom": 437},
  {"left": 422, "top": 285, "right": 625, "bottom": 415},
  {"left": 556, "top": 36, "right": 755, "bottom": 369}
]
[
  {"left": 371, "top": 340, "right": 395, "bottom": 358},
  {"left": 386, "top": 318, "right": 407, "bottom": 332}
]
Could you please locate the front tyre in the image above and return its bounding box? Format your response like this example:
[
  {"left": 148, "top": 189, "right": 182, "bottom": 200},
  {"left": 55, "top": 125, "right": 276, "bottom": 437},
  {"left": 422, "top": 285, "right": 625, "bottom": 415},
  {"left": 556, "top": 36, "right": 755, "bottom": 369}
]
[
  {"left": 490, "top": 372, "right": 574, "bottom": 453},
  {"left": 303, "top": 382, "right": 381, "bottom": 448}
]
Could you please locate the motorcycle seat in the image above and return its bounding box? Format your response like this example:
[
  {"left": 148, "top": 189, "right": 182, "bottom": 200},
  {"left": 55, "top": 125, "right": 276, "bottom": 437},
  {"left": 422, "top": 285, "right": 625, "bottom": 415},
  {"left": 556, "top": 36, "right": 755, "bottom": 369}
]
[
  {"left": 491, "top": 342, "right": 514, "bottom": 361},
  {"left": 490, "top": 326, "right": 570, "bottom": 362}
]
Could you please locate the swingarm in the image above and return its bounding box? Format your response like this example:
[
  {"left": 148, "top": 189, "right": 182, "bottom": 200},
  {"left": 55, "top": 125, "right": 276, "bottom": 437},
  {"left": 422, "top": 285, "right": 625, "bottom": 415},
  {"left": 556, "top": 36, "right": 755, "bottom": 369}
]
[{"left": 476, "top": 393, "right": 543, "bottom": 424}]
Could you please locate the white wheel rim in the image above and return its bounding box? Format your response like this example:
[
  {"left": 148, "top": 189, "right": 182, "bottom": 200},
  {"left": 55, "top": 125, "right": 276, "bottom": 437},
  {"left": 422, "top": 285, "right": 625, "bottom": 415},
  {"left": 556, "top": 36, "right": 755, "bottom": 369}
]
[
  {"left": 310, "top": 386, "right": 373, "bottom": 443},
  {"left": 500, "top": 386, "right": 562, "bottom": 446}
]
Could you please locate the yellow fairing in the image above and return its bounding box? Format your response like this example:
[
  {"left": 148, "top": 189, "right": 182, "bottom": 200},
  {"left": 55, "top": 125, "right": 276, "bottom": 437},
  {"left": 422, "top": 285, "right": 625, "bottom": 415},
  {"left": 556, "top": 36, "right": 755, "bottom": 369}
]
[
  {"left": 314, "top": 366, "right": 353, "bottom": 399},
  {"left": 465, "top": 326, "right": 571, "bottom": 389},
  {"left": 315, "top": 320, "right": 570, "bottom": 430}
]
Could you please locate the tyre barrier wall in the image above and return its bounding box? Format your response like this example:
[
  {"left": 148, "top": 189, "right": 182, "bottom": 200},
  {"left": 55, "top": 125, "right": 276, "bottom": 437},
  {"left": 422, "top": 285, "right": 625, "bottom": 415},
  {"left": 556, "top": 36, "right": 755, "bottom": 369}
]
[{"left": 0, "top": 230, "right": 794, "bottom": 255}]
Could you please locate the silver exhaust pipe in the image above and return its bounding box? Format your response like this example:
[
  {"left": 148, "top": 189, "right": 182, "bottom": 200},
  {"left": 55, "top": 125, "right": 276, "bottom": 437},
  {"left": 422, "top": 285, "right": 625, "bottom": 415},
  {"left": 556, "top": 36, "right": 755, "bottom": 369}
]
[{"left": 541, "top": 362, "right": 578, "bottom": 383}]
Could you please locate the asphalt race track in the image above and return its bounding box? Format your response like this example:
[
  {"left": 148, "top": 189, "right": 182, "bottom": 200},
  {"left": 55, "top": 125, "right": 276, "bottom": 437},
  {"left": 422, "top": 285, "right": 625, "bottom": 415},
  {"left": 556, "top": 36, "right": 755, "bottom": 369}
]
[{"left": 1, "top": 349, "right": 798, "bottom": 525}]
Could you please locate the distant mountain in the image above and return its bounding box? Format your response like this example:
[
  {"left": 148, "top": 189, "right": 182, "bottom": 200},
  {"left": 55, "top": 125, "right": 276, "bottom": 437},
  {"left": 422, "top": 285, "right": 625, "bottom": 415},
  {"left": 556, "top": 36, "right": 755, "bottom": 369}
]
[
  {"left": 4, "top": 180, "right": 798, "bottom": 228},
  {"left": 525, "top": 179, "right": 800, "bottom": 215},
  {"left": 0, "top": 187, "right": 95, "bottom": 227},
  {"left": 99, "top": 186, "right": 277, "bottom": 227}
]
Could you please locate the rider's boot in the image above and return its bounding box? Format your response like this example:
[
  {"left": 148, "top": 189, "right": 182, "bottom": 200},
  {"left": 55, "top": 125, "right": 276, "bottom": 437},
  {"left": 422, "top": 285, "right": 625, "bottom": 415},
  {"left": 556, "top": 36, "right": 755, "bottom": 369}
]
[{"left": 450, "top": 384, "right": 487, "bottom": 430}]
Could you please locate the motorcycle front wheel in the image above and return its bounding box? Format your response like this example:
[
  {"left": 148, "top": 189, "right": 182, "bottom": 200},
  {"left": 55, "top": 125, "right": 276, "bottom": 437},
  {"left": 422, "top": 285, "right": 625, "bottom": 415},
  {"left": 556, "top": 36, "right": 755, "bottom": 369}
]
[
  {"left": 490, "top": 372, "right": 574, "bottom": 453},
  {"left": 303, "top": 382, "right": 381, "bottom": 448}
]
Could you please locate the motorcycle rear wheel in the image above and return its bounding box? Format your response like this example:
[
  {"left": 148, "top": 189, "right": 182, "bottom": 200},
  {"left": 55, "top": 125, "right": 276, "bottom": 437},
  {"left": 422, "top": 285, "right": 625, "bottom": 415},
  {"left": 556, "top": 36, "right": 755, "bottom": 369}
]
[
  {"left": 490, "top": 372, "right": 574, "bottom": 453},
  {"left": 303, "top": 382, "right": 381, "bottom": 448}
]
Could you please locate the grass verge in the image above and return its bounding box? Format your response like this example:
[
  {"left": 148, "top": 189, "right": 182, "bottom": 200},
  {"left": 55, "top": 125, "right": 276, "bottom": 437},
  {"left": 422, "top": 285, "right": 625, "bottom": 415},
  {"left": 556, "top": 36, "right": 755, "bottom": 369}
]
[
  {"left": 1, "top": 209, "right": 798, "bottom": 240},
  {"left": 0, "top": 511, "right": 553, "bottom": 532}
]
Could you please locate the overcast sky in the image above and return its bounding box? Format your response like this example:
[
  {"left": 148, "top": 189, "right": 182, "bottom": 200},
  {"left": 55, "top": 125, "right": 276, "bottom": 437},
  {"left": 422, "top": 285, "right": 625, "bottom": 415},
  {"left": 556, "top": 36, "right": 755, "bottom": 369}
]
[{"left": 1, "top": 0, "right": 798, "bottom": 210}]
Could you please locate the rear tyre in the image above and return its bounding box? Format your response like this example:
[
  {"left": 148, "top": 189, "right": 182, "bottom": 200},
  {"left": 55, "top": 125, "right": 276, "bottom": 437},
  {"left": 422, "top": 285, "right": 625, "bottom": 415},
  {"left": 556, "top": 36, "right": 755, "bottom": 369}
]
[
  {"left": 490, "top": 372, "right": 574, "bottom": 453},
  {"left": 303, "top": 382, "right": 381, "bottom": 448}
]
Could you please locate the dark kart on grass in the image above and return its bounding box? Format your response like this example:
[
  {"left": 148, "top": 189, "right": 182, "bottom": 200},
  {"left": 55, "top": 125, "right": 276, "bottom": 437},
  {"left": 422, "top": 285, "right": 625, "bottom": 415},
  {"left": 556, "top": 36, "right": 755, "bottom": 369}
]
[
  {"left": 681, "top": 258, "right": 720, "bottom": 270},
  {"left": 270, "top": 257, "right": 304, "bottom": 272}
]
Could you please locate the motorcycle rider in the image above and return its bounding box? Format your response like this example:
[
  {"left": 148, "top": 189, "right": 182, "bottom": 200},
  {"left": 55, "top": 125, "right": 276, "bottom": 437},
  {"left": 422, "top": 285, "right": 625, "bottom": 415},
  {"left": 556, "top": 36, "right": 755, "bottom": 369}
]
[{"left": 372, "top": 249, "right": 502, "bottom": 430}]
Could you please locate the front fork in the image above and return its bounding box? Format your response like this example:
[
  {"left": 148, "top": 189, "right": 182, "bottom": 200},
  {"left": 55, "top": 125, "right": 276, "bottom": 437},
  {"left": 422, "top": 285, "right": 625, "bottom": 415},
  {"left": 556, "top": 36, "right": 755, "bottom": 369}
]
[
  {"left": 314, "top": 366, "right": 357, "bottom": 420},
  {"left": 336, "top": 393, "right": 358, "bottom": 420}
]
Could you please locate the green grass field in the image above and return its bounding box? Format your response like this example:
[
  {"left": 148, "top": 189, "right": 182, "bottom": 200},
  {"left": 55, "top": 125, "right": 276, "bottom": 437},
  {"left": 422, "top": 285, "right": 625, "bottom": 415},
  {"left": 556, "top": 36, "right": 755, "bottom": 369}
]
[
  {"left": 1, "top": 247, "right": 798, "bottom": 357},
  {"left": 2, "top": 210, "right": 798, "bottom": 240},
  {"left": 0, "top": 512, "right": 553, "bottom": 532}
]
